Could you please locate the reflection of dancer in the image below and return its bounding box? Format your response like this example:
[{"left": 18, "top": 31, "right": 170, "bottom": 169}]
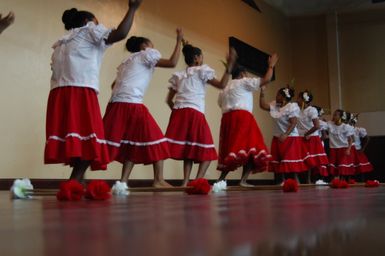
[
  {"left": 349, "top": 114, "right": 373, "bottom": 179},
  {"left": 165, "top": 43, "right": 237, "bottom": 186},
  {"left": 297, "top": 91, "right": 328, "bottom": 183},
  {"left": 216, "top": 53, "right": 278, "bottom": 186},
  {"left": 44, "top": 1, "right": 142, "bottom": 181},
  {"left": 0, "top": 11, "right": 15, "bottom": 34},
  {"left": 103, "top": 29, "right": 184, "bottom": 188},
  {"left": 260, "top": 86, "right": 310, "bottom": 183}
]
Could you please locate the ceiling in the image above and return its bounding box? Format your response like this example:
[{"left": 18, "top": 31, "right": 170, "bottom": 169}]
[{"left": 262, "top": 0, "right": 385, "bottom": 16}]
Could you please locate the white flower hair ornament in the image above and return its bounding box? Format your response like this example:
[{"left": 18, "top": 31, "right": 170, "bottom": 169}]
[
  {"left": 342, "top": 111, "right": 347, "bottom": 121},
  {"left": 283, "top": 88, "right": 291, "bottom": 99},
  {"left": 319, "top": 108, "right": 325, "bottom": 116},
  {"left": 303, "top": 92, "right": 310, "bottom": 102}
]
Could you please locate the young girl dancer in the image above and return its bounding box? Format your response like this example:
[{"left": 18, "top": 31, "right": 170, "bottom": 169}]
[
  {"left": 103, "top": 29, "right": 184, "bottom": 188},
  {"left": 216, "top": 54, "right": 278, "bottom": 186},
  {"left": 45, "top": 1, "right": 142, "bottom": 181},
  {"left": 297, "top": 91, "right": 329, "bottom": 182},
  {"left": 165, "top": 43, "right": 237, "bottom": 186},
  {"left": 325, "top": 110, "right": 356, "bottom": 179},
  {"left": 349, "top": 114, "right": 373, "bottom": 178},
  {"left": 259, "top": 86, "right": 310, "bottom": 183}
]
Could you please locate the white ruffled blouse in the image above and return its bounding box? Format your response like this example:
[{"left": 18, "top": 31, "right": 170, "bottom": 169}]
[{"left": 270, "top": 101, "right": 300, "bottom": 137}]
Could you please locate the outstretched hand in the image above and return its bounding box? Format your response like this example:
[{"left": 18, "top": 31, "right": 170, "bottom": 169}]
[
  {"left": 0, "top": 12, "right": 15, "bottom": 34},
  {"left": 225, "top": 47, "right": 238, "bottom": 71},
  {"left": 268, "top": 53, "right": 279, "bottom": 67},
  {"left": 176, "top": 28, "right": 184, "bottom": 42},
  {"left": 129, "top": 0, "right": 143, "bottom": 9}
]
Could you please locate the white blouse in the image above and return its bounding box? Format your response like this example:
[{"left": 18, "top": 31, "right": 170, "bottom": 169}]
[
  {"left": 169, "top": 64, "right": 216, "bottom": 113},
  {"left": 326, "top": 121, "right": 355, "bottom": 148},
  {"left": 218, "top": 77, "right": 261, "bottom": 113},
  {"left": 297, "top": 106, "right": 319, "bottom": 137},
  {"left": 353, "top": 127, "right": 368, "bottom": 150},
  {"left": 270, "top": 101, "right": 300, "bottom": 137},
  {"left": 50, "top": 22, "right": 112, "bottom": 93},
  {"left": 110, "top": 48, "right": 161, "bottom": 103}
]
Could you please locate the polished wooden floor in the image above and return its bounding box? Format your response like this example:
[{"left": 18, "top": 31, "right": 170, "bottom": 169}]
[{"left": 1, "top": 187, "right": 385, "bottom": 256}]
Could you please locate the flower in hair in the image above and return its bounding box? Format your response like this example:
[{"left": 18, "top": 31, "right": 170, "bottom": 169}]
[
  {"left": 319, "top": 108, "right": 325, "bottom": 116},
  {"left": 303, "top": 92, "right": 310, "bottom": 102},
  {"left": 283, "top": 88, "right": 291, "bottom": 98},
  {"left": 342, "top": 111, "right": 347, "bottom": 121}
]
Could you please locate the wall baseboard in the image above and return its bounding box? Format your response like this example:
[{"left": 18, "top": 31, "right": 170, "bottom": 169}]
[{"left": 0, "top": 178, "right": 275, "bottom": 191}]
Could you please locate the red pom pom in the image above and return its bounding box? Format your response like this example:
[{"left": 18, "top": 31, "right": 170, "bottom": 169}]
[
  {"left": 186, "top": 178, "right": 211, "bottom": 195},
  {"left": 365, "top": 180, "right": 380, "bottom": 188},
  {"left": 330, "top": 178, "right": 349, "bottom": 189},
  {"left": 348, "top": 178, "right": 356, "bottom": 184},
  {"left": 85, "top": 180, "right": 111, "bottom": 200},
  {"left": 282, "top": 179, "right": 299, "bottom": 192},
  {"left": 56, "top": 179, "right": 85, "bottom": 201}
]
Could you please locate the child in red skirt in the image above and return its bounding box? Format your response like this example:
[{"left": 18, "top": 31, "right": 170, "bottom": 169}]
[
  {"left": 103, "top": 29, "right": 184, "bottom": 188},
  {"left": 45, "top": 1, "right": 142, "bottom": 181},
  {"left": 217, "top": 54, "right": 278, "bottom": 187},
  {"left": 297, "top": 91, "right": 329, "bottom": 183},
  {"left": 349, "top": 114, "right": 373, "bottom": 178},
  {"left": 165, "top": 43, "right": 237, "bottom": 186},
  {"left": 260, "top": 87, "right": 310, "bottom": 183},
  {"left": 325, "top": 110, "right": 356, "bottom": 179}
]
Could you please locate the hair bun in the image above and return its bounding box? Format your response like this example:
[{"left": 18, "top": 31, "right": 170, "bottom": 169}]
[
  {"left": 125, "top": 36, "right": 139, "bottom": 52},
  {"left": 62, "top": 8, "right": 78, "bottom": 30},
  {"left": 182, "top": 44, "right": 194, "bottom": 55}
]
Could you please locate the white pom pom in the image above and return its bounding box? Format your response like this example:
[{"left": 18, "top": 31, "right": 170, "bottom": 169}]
[
  {"left": 212, "top": 180, "right": 227, "bottom": 193},
  {"left": 111, "top": 181, "right": 129, "bottom": 196},
  {"left": 10, "top": 178, "right": 34, "bottom": 199}
]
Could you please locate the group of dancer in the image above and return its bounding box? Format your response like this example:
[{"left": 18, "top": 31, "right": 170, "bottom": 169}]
[{"left": 43, "top": 0, "right": 373, "bottom": 188}]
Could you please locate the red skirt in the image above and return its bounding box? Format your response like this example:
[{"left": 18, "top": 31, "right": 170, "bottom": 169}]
[
  {"left": 354, "top": 149, "right": 373, "bottom": 173},
  {"left": 268, "top": 136, "right": 310, "bottom": 173},
  {"left": 303, "top": 136, "right": 329, "bottom": 176},
  {"left": 217, "top": 110, "right": 271, "bottom": 173},
  {"left": 165, "top": 108, "right": 217, "bottom": 162},
  {"left": 328, "top": 147, "right": 357, "bottom": 176},
  {"left": 44, "top": 86, "right": 109, "bottom": 170},
  {"left": 103, "top": 102, "right": 170, "bottom": 164}
]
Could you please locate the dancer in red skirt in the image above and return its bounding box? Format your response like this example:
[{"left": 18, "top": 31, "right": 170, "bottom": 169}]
[
  {"left": 45, "top": 1, "right": 142, "bottom": 181},
  {"left": 349, "top": 114, "right": 373, "bottom": 178},
  {"left": 297, "top": 91, "right": 329, "bottom": 183},
  {"left": 260, "top": 86, "right": 310, "bottom": 183},
  {"left": 324, "top": 110, "right": 356, "bottom": 179},
  {"left": 103, "top": 29, "right": 184, "bottom": 188},
  {"left": 217, "top": 54, "right": 278, "bottom": 187},
  {"left": 165, "top": 43, "right": 237, "bottom": 186}
]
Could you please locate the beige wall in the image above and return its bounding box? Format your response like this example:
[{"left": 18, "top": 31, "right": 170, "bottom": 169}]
[
  {"left": 0, "top": 0, "right": 293, "bottom": 180},
  {"left": 290, "top": 15, "right": 330, "bottom": 110}
]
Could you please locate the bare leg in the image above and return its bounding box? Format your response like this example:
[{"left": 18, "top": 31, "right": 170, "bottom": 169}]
[
  {"left": 121, "top": 160, "right": 135, "bottom": 183},
  {"left": 182, "top": 160, "right": 193, "bottom": 187},
  {"left": 196, "top": 161, "right": 211, "bottom": 179},
  {"left": 153, "top": 160, "right": 172, "bottom": 188},
  {"left": 69, "top": 159, "right": 90, "bottom": 182},
  {"left": 239, "top": 162, "right": 254, "bottom": 187},
  {"left": 218, "top": 170, "right": 230, "bottom": 181}
]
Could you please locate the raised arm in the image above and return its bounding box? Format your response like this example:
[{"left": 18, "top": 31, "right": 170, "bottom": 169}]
[
  {"left": 105, "top": 0, "right": 142, "bottom": 45},
  {"left": 279, "top": 117, "right": 297, "bottom": 142},
  {"left": 166, "top": 88, "right": 177, "bottom": 110},
  {"left": 0, "top": 12, "right": 15, "bottom": 34},
  {"left": 156, "top": 28, "right": 183, "bottom": 68},
  {"left": 207, "top": 48, "right": 238, "bottom": 89},
  {"left": 259, "top": 86, "right": 270, "bottom": 111},
  {"left": 260, "top": 53, "right": 279, "bottom": 86}
]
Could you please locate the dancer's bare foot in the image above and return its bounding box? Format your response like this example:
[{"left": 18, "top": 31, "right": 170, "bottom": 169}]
[
  {"left": 239, "top": 181, "right": 255, "bottom": 188},
  {"left": 153, "top": 180, "right": 173, "bottom": 188}
]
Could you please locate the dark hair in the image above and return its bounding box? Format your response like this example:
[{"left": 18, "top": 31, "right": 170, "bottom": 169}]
[
  {"left": 299, "top": 90, "right": 313, "bottom": 103},
  {"left": 278, "top": 86, "right": 295, "bottom": 101},
  {"left": 231, "top": 64, "right": 247, "bottom": 79},
  {"left": 335, "top": 109, "right": 346, "bottom": 121},
  {"left": 313, "top": 105, "right": 324, "bottom": 116},
  {"left": 62, "top": 8, "right": 95, "bottom": 30},
  {"left": 182, "top": 44, "right": 202, "bottom": 66},
  {"left": 125, "top": 36, "right": 150, "bottom": 53},
  {"left": 344, "top": 112, "right": 352, "bottom": 124}
]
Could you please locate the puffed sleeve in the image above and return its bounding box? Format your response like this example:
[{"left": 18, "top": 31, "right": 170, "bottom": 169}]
[
  {"left": 243, "top": 77, "right": 261, "bottom": 91},
  {"left": 308, "top": 106, "right": 319, "bottom": 120},
  {"left": 88, "top": 22, "right": 112, "bottom": 48},
  {"left": 286, "top": 103, "right": 300, "bottom": 118},
  {"left": 198, "top": 64, "right": 216, "bottom": 82},
  {"left": 358, "top": 127, "right": 368, "bottom": 138},
  {"left": 142, "top": 48, "right": 162, "bottom": 67},
  {"left": 168, "top": 72, "right": 181, "bottom": 91}
]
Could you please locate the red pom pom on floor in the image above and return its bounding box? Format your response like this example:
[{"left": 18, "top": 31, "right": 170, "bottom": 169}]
[
  {"left": 85, "top": 180, "right": 111, "bottom": 200},
  {"left": 56, "top": 179, "right": 85, "bottom": 201},
  {"left": 365, "top": 180, "right": 380, "bottom": 188},
  {"left": 282, "top": 179, "right": 299, "bottom": 193},
  {"left": 330, "top": 178, "right": 349, "bottom": 189},
  {"left": 186, "top": 178, "right": 211, "bottom": 195}
]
